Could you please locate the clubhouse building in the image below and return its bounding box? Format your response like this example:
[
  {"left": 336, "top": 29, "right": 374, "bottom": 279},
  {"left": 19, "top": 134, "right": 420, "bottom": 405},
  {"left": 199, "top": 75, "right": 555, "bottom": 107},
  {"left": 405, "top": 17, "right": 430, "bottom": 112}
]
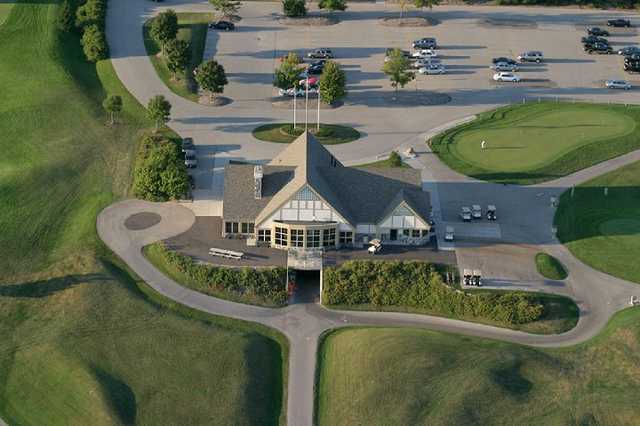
[{"left": 222, "top": 132, "right": 432, "bottom": 250}]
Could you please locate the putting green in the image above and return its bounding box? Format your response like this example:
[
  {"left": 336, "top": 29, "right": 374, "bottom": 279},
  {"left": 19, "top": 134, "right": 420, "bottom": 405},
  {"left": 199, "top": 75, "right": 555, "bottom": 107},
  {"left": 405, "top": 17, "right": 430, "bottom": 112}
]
[
  {"left": 555, "top": 161, "right": 640, "bottom": 284},
  {"left": 432, "top": 103, "right": 640, "bottom": 184}
]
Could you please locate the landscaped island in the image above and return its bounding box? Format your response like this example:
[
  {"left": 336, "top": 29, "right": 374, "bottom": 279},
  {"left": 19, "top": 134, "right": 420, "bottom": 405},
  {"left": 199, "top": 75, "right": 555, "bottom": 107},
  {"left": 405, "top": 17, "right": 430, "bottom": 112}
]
[
  {"left": 556, "top": 160, "right": 640, "bottom": 285},
  {"left": 430, "top": 102, "right": 639, "bottom": 185},
  {"left": 253, "top": 123, "right": 360, "bottom": 145},
  {"left": 316, "top": 307, "right": 640, "bottom": 426}
]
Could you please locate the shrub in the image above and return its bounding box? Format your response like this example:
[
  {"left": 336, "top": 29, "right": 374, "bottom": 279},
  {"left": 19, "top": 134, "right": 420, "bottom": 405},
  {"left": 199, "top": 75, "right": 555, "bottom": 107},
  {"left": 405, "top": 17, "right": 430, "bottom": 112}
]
[
  {"left": 322, "top": 260, "right": 545, "bottom": 325},
  {"left": 151, "top": 242, "right": 288, "bottom": 306},
  {"left": 81, "top": 24, "right": 108, "bottom": 62},
  {"left": 75, "top": 0, "right": 106, "bottom": 30},
  {"left": 388, "top": 151, "right": 402, "bottom": 167},
  {"left": 57, "top": 0, "right": 75, "bottom": 32},
  {"left": 132, "top": 134, "right": 189, "bottom": 201},
  {"left": 283, "top": 0, "right": 307, "bottom": 17}
]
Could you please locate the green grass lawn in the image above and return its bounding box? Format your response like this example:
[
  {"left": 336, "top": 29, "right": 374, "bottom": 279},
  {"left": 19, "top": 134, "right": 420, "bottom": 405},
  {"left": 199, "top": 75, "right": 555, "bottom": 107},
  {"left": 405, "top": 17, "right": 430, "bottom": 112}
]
[
  {"left": 0, "top": 2, "right": 13, "bottom": 25},
  {"left": 0, "top": 3, "right": 286, "bottom": 423},
  {"left": 317, "top": 307, "right": 640, "bottom": 426},
  {"left": 143, "top": 13, "right": 214, "bottom": 102},
  {"left": 431, "top": 102, "right": 640, "bottom": 185},
  {"left": 252, "top": 123, "right": 360, "bottom": 144},
  {"left": 555, "top": 160, "right": 640, "bottom": 284},
  {"left": 535, "top": 253, "right": 568, "bottom": 280}
]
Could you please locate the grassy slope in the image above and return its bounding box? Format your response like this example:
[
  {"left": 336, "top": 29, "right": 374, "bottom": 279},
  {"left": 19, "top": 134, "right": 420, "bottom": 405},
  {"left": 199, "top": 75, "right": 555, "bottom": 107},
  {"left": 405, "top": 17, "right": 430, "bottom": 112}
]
[
  {"left": 535, "top": 252, "right": 568, "bottom": 280},
  {"left": 556, "top": 160, "right": 640, "bottom": 284},
  {"left": 143, "top": 13, "right": 214, "bottom": 102},
  {"left": 317, "top": 307, "right": 640, "bottom": 426},
  {"left": 0, "top": 3, "right": 13, "bottom": 25},
  {"left": 0, "top": 3, "right": 285, "bottom": 424},
  {"left": 252, "top": 123, "right": 361, "bottom": 144},
  {"left": 430, "top": 102, "right": 640, "bottom": 185}
]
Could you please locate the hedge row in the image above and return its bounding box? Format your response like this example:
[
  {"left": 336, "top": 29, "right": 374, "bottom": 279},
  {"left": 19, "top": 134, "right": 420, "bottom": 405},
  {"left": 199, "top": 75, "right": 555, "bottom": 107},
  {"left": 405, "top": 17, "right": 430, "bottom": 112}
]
[
  {"left": 150, "top": 242, "right": 288, "bottom": 307},
  {"left": 494, "top": 0, "right": 638, "bottom": 7},
  {"left": 323, "top": 261, "right": 544, "bottom": 325}
]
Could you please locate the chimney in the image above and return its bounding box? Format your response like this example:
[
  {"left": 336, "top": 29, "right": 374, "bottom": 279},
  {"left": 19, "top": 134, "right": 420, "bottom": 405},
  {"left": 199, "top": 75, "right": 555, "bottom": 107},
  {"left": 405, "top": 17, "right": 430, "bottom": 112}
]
[{"left": 254, "top": 165, "right": 263, "bottom": 199}]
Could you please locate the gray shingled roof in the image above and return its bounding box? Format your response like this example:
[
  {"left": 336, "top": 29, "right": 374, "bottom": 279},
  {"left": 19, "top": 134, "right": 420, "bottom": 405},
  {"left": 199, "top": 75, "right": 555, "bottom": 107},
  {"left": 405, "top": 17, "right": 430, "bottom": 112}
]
[{"left": 222, "top": 132, "right": 431, "bottom": 226}]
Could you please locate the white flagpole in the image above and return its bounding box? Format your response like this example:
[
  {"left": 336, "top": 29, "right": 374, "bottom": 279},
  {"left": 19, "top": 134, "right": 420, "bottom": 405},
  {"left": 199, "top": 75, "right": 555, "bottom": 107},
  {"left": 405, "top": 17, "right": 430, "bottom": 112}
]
[
  {"left": 305, "top": 76, "right": 309, "bottom": 131},
  {"left": 317, "top": 85, "right": 321, "bottom": 131},
  {"left": 293, "top": 89, "right": 297, "bottom": 129}
]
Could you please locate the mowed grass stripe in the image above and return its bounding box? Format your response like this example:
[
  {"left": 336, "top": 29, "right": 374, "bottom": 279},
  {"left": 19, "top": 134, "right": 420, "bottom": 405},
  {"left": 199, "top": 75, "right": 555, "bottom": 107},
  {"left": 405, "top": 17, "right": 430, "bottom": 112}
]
[
  {"left": 431, "top": 102, "right": 640, "bottom": 185},
  {"left": 0, "top": 3, "right": 286, "bottom": 424},
  {"left": 317, "top": 307, "right": 640, "bottom": 426}
]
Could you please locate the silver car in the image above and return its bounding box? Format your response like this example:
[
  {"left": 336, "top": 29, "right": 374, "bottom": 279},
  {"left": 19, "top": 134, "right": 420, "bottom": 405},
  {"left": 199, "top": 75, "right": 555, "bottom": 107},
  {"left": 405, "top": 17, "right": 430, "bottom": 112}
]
[
  {"left": 184, "top": 153, "right": 198, "bottom": 168},
  {"left": 491, "top": 61, "right": 519, "bottom": 72},
  {"left": 418, "top": 64, "right": 446, "bottom": 75},
  {"left": 605, "top": 79, "right": 631, "bottom": 90}
]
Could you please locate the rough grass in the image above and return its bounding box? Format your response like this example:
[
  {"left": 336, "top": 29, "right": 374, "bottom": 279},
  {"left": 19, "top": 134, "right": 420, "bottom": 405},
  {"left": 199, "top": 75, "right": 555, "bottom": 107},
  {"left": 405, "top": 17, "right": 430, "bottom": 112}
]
[
  {"left": 430, "top": 102, "right": 640, "bottom": 185},
  {"left": 555, "top": 160, "right": 640, "bottom": 284},
  {"left": 143, "top": 13, "right": 214, "bottom": 102},
  {"left": 252, "top": 123, "right": 360, "bottom": 144},
  {"left": 0, "top": 2, "right": 286, "bottom": 423},
  {"left": 0, "top": 2, "right": 13, "bottom": 25},
  {"left": 535, "top": 253, "right": 568, "bottom": 280},
  {"left": 316, "top": 307, "right": 640, "bottom": 426}
]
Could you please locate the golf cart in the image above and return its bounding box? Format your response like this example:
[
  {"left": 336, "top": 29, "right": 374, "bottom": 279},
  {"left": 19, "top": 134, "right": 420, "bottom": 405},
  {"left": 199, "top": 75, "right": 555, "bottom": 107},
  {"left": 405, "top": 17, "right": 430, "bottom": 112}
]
[
  {"left": 368, "top": 238, "right": 382, "bottom": 254},
  {"left": 462, "top": 269, "right": 472, "bottom": 286},
  {"left": 444, "top": 226, "right": 455, "bottom": 242},
  {"left": 472, "top": 270, "right": 482, "bottom": 287},
  {"left": 471, "top": 205, "right": 482, "bottom": 219},
  {"left": 487, "top": 205, "right": 497, "bottom": 221},
  {"left": 460, "top": 207, "right": 472, "bottom": 222}
]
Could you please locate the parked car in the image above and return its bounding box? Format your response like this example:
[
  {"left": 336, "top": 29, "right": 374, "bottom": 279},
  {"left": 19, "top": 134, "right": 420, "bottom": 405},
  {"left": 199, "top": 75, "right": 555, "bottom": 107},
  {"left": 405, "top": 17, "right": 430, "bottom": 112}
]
[
  {"left": 624, "top": 53, "right": 640, "bottom": 62},
  {"left": 444, "top": 226, "right": 454, "bottom": 242},
  {"left": 493, "top": 72, "right": 521, "bottom": 82},
  {"left": 412, "top": 57, "right": 441, "bottom": 68},
  {"left": 181, "top": 137, "right": 194, "bottom": 153},
  {"left": 460, "top": 207, "right": 472, "bottom": 222},
  {"left": 471, "top": 205, "right": 482, "bottom": 219},
  {"left": 412, "top": 49, "right": 438, "bottom": 59},
  {"left": 187, "top": 174, "right": 195, "bottom": 190},
  {"left": 585, "top": 42, "right": 613, "bottom": 54},
  {"left": 183, "top": 148, "right": 196, "bottom": 158},
  {"left": 625, "top": 61, "right": 640, "bottom": 72},
  {"left": 487, "top": 205, "right": 497, "bottom": 221},
  {"left": 209, "top": 20, "right": 235, "bottom": 31},
  {"left": 278, "top": 87, "right": 318, "bottom": 97},
  {"left": 517, "top": 51, "right": 544, "bottom": 63},
  {"left": 492, "top": 57, "right": 518, "bottom": 65},
  {"left": 412, "top": 37, "right": 437, "bottom": 49},
  {"left": 184, "top": 153, "right": 197, "bottom": 168},
  {"left": 605, "top": 79, "right": 631, "bottom": 90},
  {"left": 491, "top": 61, "right": 519, "bottom": 72},
  {"left": 607, "top": 19, "right": 631, "bottom": 27},
  {"left": 418, "top": 64, "right": 446, "bottom": 75},
  {"left": 582, "top": 35, "right": 609, "bottom": 45},
  {"left": 307, "top": 48, "right": 333, "bottom": 59},
  {"left": 588, "top": 27, "right": 610, "bottom": 36},
  {"left": 299, "top": 76, "right": 319, "bottom": 88},
  {"left": 618, "top": 46, "right": 640, "bottom": 55}
]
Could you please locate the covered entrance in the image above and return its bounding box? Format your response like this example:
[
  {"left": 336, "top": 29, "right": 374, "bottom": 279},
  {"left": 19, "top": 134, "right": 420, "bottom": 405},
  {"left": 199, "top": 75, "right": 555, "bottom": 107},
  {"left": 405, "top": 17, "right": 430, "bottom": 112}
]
[{"left": 287, "top": 248, "right": 323, "bottom": 304}]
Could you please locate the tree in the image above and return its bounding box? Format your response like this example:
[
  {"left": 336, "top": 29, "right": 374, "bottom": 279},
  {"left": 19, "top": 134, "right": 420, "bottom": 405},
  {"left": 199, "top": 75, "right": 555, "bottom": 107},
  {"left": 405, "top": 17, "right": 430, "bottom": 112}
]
[
  {"left": 273, "top": 52, "right": 304, "bottom": 91},
  {"left": 381, "top": 48, "right": 415, "bottom": 98},
  {"left": 81, "top": 24, "right": 108, "bottom": 62},
  {"left": 164, "top": 39, "right": 191, "bottom": 79},
  {"left": 150, "top": 9, "right": 178, "bottom": 55},
  {"left": 414, "top": 0, "right": 438, "bottom": 10},
  {"left": 318, "top": 0, "right": 347, "bottom": 13},
  {"left": 75, "top": 0, "right": 106, "bottom": 30},
  {"left": 319, "top": 61, "right": 346, "bottom": 105},
  {"left": 103, "top": 95, "right": 123, "bottom": 125},
  {"left": 208, "top": 0, "right": 241, "bottom": 19},
  {"left": 147, "top": 95, "right": 172, "bottom": 131},
  {"left": 132, "top": 135, "right": 188, "bottom": 201},
  {"left": 282, "top": 0, "right": 307, "bottom": 18},
  {"left": 398, "top": 0, "right": 408, "bottom": 19},
  {"left": 388, "top": 151, "right": 402, "bottom": 167},
  {"left": 194, "top": 60, "right": 228, "bottom": 102},
  {"left": 57, "top": 0, "right": 75, "bottom": 32}
]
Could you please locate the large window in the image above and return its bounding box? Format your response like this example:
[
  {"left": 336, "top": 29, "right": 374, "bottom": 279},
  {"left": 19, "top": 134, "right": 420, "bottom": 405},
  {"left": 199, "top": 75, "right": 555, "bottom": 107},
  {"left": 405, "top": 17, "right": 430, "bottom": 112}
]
[
  {"left": 274, "top": 227, "right": 288, "bottom": 246},
  {"left": 306, "top": 229, "right": 321, "bottom": 248},
  {"left": 225, "top": 221, "right": 239, "bottom": 234},
  {"left": 412, "top": 230, "right": 421, "bottom": 238},
  {"left": 339, "top": 231, "right": 353, "bottom": 245},
  {"left": 291, "top": 229, "right": 304, "bottom": 247},
  {"left": 258, "top": 229, "right": 271, "bottom": 242},
  {"left": 322, "top": 228, "right": 336, "bottom": 247}
]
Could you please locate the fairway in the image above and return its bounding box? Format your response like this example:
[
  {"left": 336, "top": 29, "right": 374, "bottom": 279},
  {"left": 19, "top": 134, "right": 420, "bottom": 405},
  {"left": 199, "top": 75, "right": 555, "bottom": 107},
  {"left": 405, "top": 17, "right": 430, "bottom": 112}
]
[
  {"left": 556, "top": 160, "right": 640, "bottom": 285},
  {"left": 431, "top": 103, "right": 639, "bottom": 184},
  {"left": 317, "top": 308, "right": 640, "bottom": 426},
  {"left": 0, "top": 2, "right": 285, "bottom": 423}
]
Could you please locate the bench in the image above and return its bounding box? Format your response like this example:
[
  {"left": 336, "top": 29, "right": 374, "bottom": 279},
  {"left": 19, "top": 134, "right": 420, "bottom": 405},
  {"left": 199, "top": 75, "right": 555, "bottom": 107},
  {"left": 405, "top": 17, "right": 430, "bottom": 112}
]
[{"left": 209, "top": 247, "right": 244, "bottom": 260}]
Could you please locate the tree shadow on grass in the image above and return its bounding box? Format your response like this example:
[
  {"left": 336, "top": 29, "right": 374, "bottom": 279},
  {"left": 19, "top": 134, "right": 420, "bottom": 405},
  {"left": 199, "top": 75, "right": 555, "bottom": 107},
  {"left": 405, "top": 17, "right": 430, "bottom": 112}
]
[
  {"left": 489, "top": 359, "right": 533, "bottom": 400},
  {"left": 0, "top": 274, "right": 109, "bottom": 298},
  {"left": 90, "top": 366, "right": 137, "bottom": 425}
]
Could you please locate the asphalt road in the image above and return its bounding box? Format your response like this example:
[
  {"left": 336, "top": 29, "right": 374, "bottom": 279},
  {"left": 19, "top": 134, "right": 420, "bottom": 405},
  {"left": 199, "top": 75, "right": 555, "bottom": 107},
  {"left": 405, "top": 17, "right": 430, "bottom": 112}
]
[{"left": 100, "top": 2, "right": 640, "bottom": 425}]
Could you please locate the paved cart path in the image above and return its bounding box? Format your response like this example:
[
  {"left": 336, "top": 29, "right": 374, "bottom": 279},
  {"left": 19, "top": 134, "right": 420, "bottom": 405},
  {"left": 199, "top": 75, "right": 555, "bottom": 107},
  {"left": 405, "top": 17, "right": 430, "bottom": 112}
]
[{"left": 101, "top": 2, "right": 640, "bottom": 425}]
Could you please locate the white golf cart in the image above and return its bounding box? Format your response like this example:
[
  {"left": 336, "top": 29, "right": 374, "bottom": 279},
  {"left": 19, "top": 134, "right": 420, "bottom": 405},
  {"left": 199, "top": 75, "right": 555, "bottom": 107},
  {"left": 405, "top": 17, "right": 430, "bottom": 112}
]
[
  {"left": 471, "top": 205, "right": 482, "bottom": 219},
  {"left": 487, "top": 205, "right": 497, "bottom": 221},
  {"left": 460, "top": 207, "right": 472, "bottom": 222},
  {"left": 444, "top": 226, "right": 455, "bottom": 242},
  {"left": 368, "top": 238, "right": 382, "bottom": 254}
]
